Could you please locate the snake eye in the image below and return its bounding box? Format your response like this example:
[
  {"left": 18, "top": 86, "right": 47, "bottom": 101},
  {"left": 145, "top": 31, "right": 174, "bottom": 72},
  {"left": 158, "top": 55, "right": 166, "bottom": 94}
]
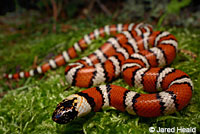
[{"left": 52, "top": 98, "right": 78, "bottom": 124}]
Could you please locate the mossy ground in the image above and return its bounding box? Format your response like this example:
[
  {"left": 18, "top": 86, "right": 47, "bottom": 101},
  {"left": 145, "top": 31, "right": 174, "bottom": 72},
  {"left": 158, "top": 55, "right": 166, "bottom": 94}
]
[{"left": 0, "top": 17, "right": 200, "bottom": 134}]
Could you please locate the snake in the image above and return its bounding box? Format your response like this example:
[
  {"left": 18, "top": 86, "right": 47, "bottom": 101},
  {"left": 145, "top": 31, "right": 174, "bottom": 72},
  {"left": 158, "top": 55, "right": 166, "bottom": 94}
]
[{"left": 3, "top": 23, "right": 193, "bottom": 124}]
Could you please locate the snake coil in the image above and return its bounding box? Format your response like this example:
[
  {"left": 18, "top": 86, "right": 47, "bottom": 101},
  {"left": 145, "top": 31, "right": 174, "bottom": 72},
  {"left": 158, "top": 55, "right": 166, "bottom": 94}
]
[{"left": 3, "top": 23, "right": 193, "bottom": 124}]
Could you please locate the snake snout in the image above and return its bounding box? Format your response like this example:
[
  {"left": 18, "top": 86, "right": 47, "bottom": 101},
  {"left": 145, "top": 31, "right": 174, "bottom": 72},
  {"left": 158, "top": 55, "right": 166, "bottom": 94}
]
[{"left": 52, "top": 99, "right": 78, "bottom": 124}]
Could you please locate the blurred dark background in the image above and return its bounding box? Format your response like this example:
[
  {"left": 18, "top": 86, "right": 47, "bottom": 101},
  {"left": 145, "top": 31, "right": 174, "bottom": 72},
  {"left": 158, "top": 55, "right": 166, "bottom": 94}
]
[{"left": 0, "top": 0, "right": 200, "bottom": 27}]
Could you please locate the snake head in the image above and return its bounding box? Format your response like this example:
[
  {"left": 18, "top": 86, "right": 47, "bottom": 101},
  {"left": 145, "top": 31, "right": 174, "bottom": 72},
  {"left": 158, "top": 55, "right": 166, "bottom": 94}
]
[{"left": 52, "top": 97, "right": 78, "bottom": 124}]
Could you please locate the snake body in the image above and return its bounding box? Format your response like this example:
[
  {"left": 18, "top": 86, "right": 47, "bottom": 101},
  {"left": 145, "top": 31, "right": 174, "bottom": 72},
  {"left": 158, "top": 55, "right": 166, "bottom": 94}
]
[{"left": 3, "top": 23, "right": 193, "bottom": 124}]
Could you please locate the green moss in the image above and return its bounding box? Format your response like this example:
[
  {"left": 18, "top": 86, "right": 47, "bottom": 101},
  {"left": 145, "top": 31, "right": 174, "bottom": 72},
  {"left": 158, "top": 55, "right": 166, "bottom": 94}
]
[{"left": 0, "top": 18, "right": 200, "bottom": 133}]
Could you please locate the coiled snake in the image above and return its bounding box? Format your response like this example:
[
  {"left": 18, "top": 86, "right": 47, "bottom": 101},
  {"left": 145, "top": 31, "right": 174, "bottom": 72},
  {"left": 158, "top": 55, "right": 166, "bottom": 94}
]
[{"left": 4, "top": 23, "right": 193, "bottom": 124}]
